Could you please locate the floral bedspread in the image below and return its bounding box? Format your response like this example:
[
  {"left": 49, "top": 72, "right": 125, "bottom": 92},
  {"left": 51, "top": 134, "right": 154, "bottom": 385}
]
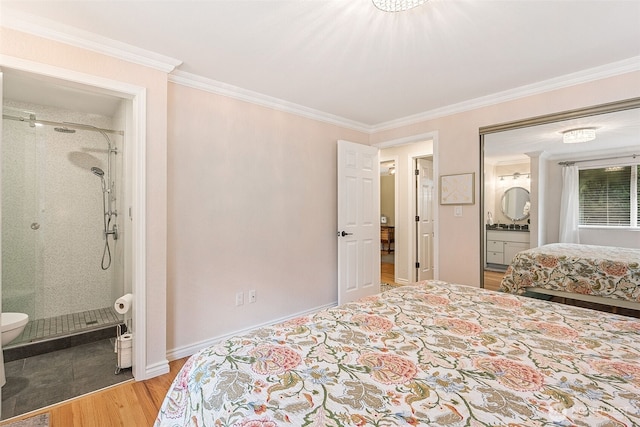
[
  {"left": 155, "top": 280, "right": 640, "bottom": 426},
  {"left": 500, "top": 243, "right": 640, "bottom": 302}
]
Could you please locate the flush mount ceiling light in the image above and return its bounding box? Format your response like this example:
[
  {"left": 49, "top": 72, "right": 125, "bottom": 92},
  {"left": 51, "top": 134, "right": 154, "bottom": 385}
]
[
  {"left": 373, "top": 0, "right": 428, "bottom": 12},
  {"left": 562, "top": 128, "right": 596, "bottom": 144}
]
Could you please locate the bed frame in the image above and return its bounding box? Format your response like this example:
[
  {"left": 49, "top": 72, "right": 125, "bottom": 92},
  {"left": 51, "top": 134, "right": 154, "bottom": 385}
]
[{"left": 525, "top": 286, "right": 640, "bottom": 313}]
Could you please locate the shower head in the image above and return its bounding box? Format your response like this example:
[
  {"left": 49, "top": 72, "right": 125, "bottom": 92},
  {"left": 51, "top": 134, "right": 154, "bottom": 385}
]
[{"left": 91, "top": 167, "right": 105, "bottom": 177}]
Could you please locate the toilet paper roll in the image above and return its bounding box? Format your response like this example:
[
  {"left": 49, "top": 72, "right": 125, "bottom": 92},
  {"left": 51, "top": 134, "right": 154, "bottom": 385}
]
[
  {"left": 116, "top": 333, "right": 133, "bottom": 368},
  {"left": 114, "top": 293, "right": 133, "bottom": 314},
  {"left": 118, "top": 333, "right": 133, "bottom": 349}
]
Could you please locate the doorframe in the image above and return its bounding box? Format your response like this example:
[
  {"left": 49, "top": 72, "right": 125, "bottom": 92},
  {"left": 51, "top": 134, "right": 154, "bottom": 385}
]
[
  {"left": 374, "top": 131, "right": 439, "bottom": 283},
  {"left": 0, "top": 54, "right": 148, "bottom": 380}
]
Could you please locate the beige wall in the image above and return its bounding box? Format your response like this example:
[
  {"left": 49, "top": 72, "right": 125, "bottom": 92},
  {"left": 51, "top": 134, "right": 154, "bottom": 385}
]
[
  {"left": 371, "top": 71, "right": 640, "bottom": 286},
  {"left": 166, "top": 83, "right": 368, "bottom": 352},
  {"left": 0, "top": 27, "right": 169, "bottom": 376},
  {"left": 380, "top": 175, "right": 395, "bottom": 226}
]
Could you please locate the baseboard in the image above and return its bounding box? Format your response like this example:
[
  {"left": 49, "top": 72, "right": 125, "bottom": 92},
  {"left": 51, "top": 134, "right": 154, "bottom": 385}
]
[
  {"left": 166, "top": 302, "right": 337, "bottom": 361},
  {"left": 145, "top": 360, "right": 170, "bottom": 379},
  {"left": 485, "top": 264, "right": 508, "bottom": 273}
]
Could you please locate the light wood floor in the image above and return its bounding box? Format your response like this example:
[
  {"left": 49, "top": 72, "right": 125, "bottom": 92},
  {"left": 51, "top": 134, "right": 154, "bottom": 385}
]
[
  {"left": 483, "top": 269, "right": 506, "bottom": 292},
  {"left": 0, "top": 358, "right": 187, "bottom": 427},
  {"left": 381, "top": 256, "right": 401, "bottom": 287}
]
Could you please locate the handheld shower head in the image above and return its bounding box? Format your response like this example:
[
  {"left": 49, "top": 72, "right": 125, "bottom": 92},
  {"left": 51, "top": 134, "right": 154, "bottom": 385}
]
[
  {"left": 91, "top": 166, "right": 106, "bottom": 193},
  {"left": 91, "top": 167, "right": 105, "bottom": 177}
]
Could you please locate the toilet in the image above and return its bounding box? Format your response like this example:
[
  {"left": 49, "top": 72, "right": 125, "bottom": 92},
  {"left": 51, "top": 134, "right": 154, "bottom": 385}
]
[{"left": 1, "top": 312, "right": 29, "bottom": 346}]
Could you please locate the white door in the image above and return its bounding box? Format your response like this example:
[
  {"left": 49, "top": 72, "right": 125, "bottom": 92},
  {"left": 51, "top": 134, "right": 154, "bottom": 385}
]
[
  {"left": 337, "top": 140, "right": 380, "bottom": 304},
  {"left": 416, "top": 157, "right": 434, "bottom": 281}
]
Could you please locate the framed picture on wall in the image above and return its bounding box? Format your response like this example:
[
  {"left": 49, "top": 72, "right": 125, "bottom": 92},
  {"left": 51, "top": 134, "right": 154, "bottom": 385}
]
[{"left": 440, "top": 173, "right": 475, "bottom": 205}]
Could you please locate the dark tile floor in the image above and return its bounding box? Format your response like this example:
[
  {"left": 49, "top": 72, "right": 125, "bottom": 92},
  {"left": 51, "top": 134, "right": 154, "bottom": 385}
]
[{"left": 1, "top": 338, "right": 133, "bottom": 420}]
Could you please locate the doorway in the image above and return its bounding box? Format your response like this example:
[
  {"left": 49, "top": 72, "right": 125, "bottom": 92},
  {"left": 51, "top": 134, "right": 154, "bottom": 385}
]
[
  {"left": 380, "top": 160, "right": 397, "bottom": 286},
  {"left": 0, "top": 64, "right": 146, "bottom": 418},
  {"left": 378, "top": 135, "right": 437, "bottom": 286}
]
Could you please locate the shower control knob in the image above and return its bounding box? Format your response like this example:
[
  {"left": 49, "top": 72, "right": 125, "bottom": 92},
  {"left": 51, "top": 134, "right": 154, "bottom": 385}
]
[{"left": 30, "top": 222, "right": 40, "bottom": 230}]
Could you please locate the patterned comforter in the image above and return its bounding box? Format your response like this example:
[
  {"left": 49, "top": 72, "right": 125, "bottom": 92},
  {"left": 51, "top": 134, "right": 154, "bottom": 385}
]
[
  {"left": 500, "top": 243, "right": 640, "bottom": 302},
  {"left": 155, "top": 280, "right": 640, "bottom": 426}
]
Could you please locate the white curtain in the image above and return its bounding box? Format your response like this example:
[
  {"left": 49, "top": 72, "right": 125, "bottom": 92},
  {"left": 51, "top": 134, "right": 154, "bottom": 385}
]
[{"left": 559, "top": 164, "right": 580, "bottom": 243}]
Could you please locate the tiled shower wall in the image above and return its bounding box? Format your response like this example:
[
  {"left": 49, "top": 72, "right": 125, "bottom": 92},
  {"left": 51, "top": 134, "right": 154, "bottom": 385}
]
[{"left": 2, "top": 99, "right": 124, "bottom": 320}]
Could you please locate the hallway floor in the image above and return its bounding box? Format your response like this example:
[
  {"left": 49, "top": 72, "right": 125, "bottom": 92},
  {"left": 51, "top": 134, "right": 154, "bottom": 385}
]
[{"left": 381, "top": 251, "right": 401, "bottom": 287}]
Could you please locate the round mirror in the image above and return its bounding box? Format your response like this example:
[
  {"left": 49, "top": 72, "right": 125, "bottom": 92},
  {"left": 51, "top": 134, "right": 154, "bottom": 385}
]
[{"left": 501, "top": 187, "right": 530, "bottom": 221}]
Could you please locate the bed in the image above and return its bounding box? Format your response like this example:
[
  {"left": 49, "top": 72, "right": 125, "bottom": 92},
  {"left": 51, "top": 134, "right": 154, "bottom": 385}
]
[
  {"left": 155, "top": 280, "right": 640, "bottom": 426},
  {"left": 500, "top": 243, "right": 640, "bottom": 309}
]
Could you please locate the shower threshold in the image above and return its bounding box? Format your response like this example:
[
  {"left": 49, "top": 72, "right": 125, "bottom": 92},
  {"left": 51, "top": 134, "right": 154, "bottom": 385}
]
[{"left": 3, "top": 307, "right": 124, "bottom": 362}]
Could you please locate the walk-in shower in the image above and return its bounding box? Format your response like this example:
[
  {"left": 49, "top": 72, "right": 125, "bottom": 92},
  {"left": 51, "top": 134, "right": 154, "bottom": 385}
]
[{"left": 1, "top": 100, "right": 125, "bottom": 349}]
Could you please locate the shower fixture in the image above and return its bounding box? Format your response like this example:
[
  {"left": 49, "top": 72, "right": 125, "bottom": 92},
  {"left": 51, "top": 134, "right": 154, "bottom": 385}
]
[
  {"left": 54, "top": 127, "right": 76, "bottom": 133},
  {"left": 91, "top": 166, "right": 104, "bottom": 177},
  {"left": 91, "top": 166, "right": 107, "bottom": 192},
  {"left": 83, "top": 124, "right": 120, "bottom": 270},
  {"left": 92, "top": 165, "right": 118, "bottom": 270}
]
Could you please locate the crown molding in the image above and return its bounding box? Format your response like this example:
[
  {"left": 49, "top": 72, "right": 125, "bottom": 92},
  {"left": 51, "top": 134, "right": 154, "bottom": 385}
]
[
  {"left": 169, "top": 70, "right": 372, "bottom": 134},
  {"left": 1, "top": 9, "right": 182, "bottom": 73},
  {"left": 3, "top": 7, "right": 637, "bottom": 134},
  {"left": 171, "top": 57, "right": 639, "bottom": 136},
  {"left": 371, "top": 56, "right": 640, "bottom": 133}
]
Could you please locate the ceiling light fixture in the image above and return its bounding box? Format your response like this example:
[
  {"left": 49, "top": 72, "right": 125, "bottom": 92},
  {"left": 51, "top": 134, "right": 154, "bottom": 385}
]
[
  {"left": 562, "top": 128, "right": 596, "bottom": 144},
  {"left": 372, "top": 0, "right": 428, "bottom": 12},
  {"left": 388, "top": 166, "right": 396, "bottom": 175}
]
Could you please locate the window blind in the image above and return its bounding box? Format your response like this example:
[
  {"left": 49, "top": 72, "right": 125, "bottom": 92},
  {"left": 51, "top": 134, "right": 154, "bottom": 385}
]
[{"left": 579, "top": 166, "right": 631, "bottom": 226}]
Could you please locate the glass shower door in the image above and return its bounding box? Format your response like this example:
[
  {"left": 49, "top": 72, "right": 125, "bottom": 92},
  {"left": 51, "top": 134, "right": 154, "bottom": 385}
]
[{"left": 1, "top": 107, "right": 40, "bottom": 320}]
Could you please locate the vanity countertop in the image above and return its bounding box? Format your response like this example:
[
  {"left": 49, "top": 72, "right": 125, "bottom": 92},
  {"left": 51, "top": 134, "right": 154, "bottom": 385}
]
[{"left": 486, "top": 224, "right": 529, "bottom": 232}]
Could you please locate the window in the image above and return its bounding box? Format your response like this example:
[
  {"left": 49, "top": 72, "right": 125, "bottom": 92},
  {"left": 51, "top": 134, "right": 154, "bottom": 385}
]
[{"left": 579, "top": 164, "right": 639, "bottom": 227}]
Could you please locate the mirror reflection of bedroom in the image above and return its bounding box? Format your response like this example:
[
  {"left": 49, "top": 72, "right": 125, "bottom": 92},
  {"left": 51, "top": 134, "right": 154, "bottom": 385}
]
[{"left": 482, "top": 104, "right": 640, "bottom": 316}]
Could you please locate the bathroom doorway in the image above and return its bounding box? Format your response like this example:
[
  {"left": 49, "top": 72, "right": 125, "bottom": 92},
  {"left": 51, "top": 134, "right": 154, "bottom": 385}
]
[{"left": 0, "top": 68, "right": 138, "bottom": 419}]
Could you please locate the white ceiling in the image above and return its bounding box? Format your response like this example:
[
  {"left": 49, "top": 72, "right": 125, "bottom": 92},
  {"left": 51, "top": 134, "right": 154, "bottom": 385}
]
[
  {"left": 2, "top": 0, "right": 640, "bottom": 128},
  {"left": 485, "top": 108, "right": 640, "bottom": 164},
  {"left": 2, "top": 68, "right": 123, "bottom": 117}
]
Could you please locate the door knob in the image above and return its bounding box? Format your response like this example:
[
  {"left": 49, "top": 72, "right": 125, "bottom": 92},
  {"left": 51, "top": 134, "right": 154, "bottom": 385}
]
[{"left": 338, "top": 231, "right": 353, "bottom": 237}]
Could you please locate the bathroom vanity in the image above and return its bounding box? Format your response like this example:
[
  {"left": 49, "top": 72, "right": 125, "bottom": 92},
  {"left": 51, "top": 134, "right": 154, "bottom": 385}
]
[
  {"left": 485, "top": 185, "right": 531, "bottom": 270},
  {"left": 486, "top": 228, "right": 530, "bottom": 270}
]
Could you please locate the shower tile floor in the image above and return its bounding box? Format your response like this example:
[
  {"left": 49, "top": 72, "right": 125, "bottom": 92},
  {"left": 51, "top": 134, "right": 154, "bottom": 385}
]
[
  {"left": 8, "top": 307, "right": 121, "bottom": 347},
  {"left": 2, "top": 307, "right": 130, "bottom": 420},
  {"left": 1, "top": 337, "right": 134, "bottom": 420}
]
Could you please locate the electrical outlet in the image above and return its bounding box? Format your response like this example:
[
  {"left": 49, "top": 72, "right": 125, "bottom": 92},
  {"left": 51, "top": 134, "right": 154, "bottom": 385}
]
[
  {"left": 249, "top": 290, "right": 256, "bottom": 303},
  {"left": 454, "top": 206, "right": 463, "bottom": 217},
  {"left": 235, "top": 292, "right": 244, "bottom": 306}
]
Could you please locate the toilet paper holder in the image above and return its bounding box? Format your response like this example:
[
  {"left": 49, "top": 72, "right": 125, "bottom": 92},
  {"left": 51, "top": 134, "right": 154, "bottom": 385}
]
[{"left": 115, "top": 323, "right": 132, "bottom": 375}]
